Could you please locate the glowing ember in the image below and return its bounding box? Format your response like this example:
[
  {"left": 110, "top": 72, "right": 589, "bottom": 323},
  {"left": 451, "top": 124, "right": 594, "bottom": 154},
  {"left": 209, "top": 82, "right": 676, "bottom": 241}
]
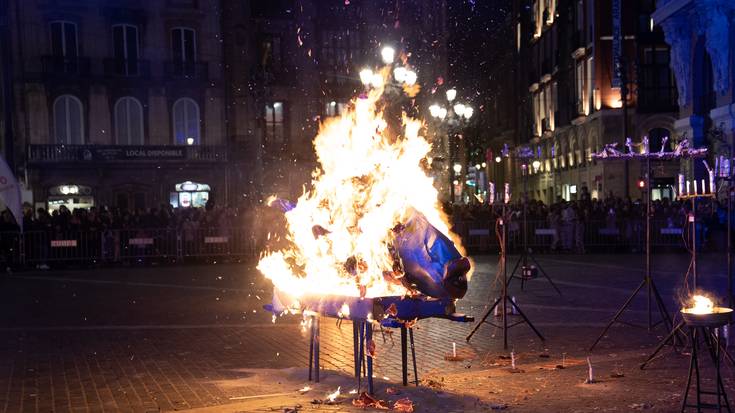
[
  {"left": 337, "top": 303, "right": 350, "bottom": 318},
  {"left": 258, "top": 66, "right": 465, "bottom": 299},
  {"left": 686, "top": 295, "right": 714, "bottom": 314},
  {"left": 326, "top": 386, "right": 341, "bottom": 402}
]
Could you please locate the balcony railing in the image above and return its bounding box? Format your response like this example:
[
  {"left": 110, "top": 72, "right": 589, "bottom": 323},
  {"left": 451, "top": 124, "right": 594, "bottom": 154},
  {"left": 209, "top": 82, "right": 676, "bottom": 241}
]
[
  {"left": 163, "top": 61, "right": 208, "bottom": 79},
  {"left": 103, "top": 59, "right": 151, "bottom": 77},
  {"left": 41, "top": 56, "right": 91, "bottom": 76},
  {"left": 27, "top": 144, "right": 227, "bottom": 163}
]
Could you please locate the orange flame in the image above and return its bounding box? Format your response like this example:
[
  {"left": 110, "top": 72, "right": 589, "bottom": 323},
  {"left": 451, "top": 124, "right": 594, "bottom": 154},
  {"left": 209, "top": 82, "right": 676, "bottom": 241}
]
[
  {"left": 686, "top": 295, "right": 714, "bottom": 314},
  {"left": 258, "top": 67, "right": 464, "bottom": 299}
]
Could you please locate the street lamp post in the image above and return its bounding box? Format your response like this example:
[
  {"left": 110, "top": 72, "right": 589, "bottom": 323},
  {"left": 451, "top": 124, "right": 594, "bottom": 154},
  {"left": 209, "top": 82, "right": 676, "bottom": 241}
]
[{"left": 429, "top": 90, "right": 473, "bottom": 204}]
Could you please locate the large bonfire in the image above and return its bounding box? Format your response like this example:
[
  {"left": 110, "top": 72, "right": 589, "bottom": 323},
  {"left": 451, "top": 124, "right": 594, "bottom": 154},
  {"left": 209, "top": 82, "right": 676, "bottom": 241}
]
[{"left": 257, "top": 68, "right": 467, "bottom": 300}]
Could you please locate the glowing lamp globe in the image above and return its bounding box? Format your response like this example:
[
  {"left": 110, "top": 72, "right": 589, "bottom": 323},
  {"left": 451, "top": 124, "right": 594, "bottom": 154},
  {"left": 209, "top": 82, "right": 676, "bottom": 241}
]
[
  {"left": 381, "top": 46, "right": 395, "bottom": 64},
  {"left": 359, "top": 68, "right": 373, "bottom": 86},
  {"left": 453, "top": 103, "right": 466, "bottom": 117},
  {"left": 446, "top": 88, "right": 457, "bottom": 102}
]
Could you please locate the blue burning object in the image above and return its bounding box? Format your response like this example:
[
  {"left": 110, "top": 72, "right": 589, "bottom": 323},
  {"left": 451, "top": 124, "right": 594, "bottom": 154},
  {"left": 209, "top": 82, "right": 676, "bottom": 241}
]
[{"left": 269, "top": 199, "right": 470, "bottom": 299}]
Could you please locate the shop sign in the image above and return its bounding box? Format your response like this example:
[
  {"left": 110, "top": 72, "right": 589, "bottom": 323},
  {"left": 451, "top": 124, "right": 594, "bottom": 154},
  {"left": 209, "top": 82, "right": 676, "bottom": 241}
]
[
  {"left": 81, "top": 146, "right": 186, "bottom": 161},
  {"left": 51, "top": 240, "right": 77, "bottom": 248},
  {"left": 129, "top": 238, "right": 154, "bottom": 246}
]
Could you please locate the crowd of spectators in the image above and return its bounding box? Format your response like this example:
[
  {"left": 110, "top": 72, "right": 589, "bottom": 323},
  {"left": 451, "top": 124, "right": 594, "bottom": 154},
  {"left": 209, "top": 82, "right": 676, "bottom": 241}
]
[
  {"left": 447, "top": 188, "right": 727, "bottom": 252},
  {"left": 0, "top": 201, "right": 268, "bottom": 268},
  {"left": 0, "top": 202, "right": 250, "bottom": 235},
  {"left": 0, "top": 187, "right": 730, "bottom": 265}
]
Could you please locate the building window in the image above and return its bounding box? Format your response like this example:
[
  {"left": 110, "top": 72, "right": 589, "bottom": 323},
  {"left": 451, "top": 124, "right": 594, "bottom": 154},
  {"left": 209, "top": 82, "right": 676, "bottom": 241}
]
[
  {"left": 586, "top": 57, "right": 594, "bottom": 114},
  {"left": 576, "top": 0, "right": 584, "bottom": 33},
  {"left": 50, "top": 21, "right": 78, "bottom": 58},
  {"left": 324, "top": 101, "right": 347, "bottom": 117},
  {"left": 550, "top": 81, "right": 557, "bottom": 130},
  {"left": 575, "top": 60, "right": 584, "bottom": 115},
  {"left": 258, "top": 35, "right": 282, "bottom": 72},
  {"left": 49, "top": 21, "right": 80, "bottom": 73},
  {"left": 533, "top": 93, "right": 541, "bottom": 136},
  {"left": 53, "top": 95, "right": 84, "bottom": 144},
  {"left": 115, "top": 97, "right": 144, "bottom": 145},
  {"left": 112, "top": 24, "right": 139, "bottom": 75},
  {"left": 539, "top": 87, "right": 547, "bottom": 131},
  {"left": 586, "top": 0, "right": 594, "bottom": 44},
  {"left": 168, "top": 27, "right": 200, "bottom": 77},
  {"left": 320, "top": 29, "right": 360, "bottom": 68},
  {"left": 639, "top": 46, "right": 676, "bottom": 111},
  {"left": 265, "top": 102, "right": 285, "bottom": 145},
  {"left": 172, "top": 98, "right": 200, "bottom": 145},
  {"left": 171, "top": 27, "right": 196, "bottom": 63}
]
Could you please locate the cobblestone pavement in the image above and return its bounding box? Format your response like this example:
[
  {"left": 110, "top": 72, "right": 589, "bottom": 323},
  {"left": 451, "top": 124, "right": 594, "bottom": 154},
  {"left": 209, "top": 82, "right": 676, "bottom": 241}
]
[{"left": 0, "top": 254, "right": 733, "bottom": 412}]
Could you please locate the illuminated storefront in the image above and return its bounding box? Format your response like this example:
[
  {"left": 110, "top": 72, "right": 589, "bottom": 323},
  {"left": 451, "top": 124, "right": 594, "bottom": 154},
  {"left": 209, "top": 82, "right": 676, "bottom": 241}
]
[
  {"left": 47, "top": 185, "right": 94, "bottom": 212},
  {"left": 171, "top": 181, "right": 210, "bottom": 208}
]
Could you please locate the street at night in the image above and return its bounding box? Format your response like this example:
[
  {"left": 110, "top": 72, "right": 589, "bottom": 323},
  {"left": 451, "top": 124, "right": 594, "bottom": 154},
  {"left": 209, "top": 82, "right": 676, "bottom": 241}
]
[
  {"left": 0, "top": 254, "right": 732, "bottom": 412},
  {"left": 1, "top": 0, "right": 735, "bottom": 412}
]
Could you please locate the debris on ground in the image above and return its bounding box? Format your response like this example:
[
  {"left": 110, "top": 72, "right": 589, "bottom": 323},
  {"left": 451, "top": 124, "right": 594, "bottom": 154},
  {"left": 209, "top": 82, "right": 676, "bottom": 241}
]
[
  {"left": 386, "top": 387, "right": 401, "bottom": 395},
  {"left": 610, "top": 372, "right": 625, "bottom": 378},
  {"left": 352, "top": 392, "right": 390, "bottom": 409},
  {"left": 281, "top": 405, "right": 301, "bottom": 413},
  {"left": 312, "top": 386, "right": 342, "bottom": 405},
  {"left": 628, "top": 402, "right": 654, "bottom": 409},
  {"left": 489, "top": 402, "right": 509, "bottom": 410},
  {"left": 393, "top": 397, "right": 414, "bottom": 412},
  {"left": 419, "top": 377, "right": 444, "bottom": 389}
]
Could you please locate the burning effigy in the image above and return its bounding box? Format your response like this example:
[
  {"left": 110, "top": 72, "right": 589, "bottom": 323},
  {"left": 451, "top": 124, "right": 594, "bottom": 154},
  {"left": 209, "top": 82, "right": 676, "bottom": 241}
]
[{"left": 257, "top": 67, "right": 471, "bottom": 313}]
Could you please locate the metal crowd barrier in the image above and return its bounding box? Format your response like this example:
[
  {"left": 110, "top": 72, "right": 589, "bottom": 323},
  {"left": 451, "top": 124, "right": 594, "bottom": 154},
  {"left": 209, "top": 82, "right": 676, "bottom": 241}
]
[
  {"left": 0, "top": 220, "right": 700, "bottom": 267},
  {"left": 0, "top": 228, "right": 258, "bottom": 266},
  {"left": 452, "top": 219, "right": 691, "bottom": 252}
]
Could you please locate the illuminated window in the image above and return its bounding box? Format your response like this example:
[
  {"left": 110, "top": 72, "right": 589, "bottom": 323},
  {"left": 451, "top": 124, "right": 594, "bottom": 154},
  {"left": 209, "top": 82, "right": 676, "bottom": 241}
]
[
  {"left": 575, "top": 60, "right": 584, "bottom": 115},
  {"left": 265, "top": 102, "right": 286, "bottom": 145},
  {"left": 172, "top": 98, "right": 200, "bottom": 145},
  {"left": 324, "top": 101, "right": 347, "bottom": 117},
  {"left": 586, "top": 57, "right": 594, "bottom": 114}
]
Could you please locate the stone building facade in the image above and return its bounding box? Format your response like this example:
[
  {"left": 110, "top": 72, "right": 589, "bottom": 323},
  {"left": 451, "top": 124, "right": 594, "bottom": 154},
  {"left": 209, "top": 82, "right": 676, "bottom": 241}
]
[
  {"left": 653, "top": 0, "right": 735, "bottom": 176},
  {"left": 222, "top": 0, "right": 449, "bottom": 202},
  {"left": 0, "top": 0, "right": 450, "bottom": 210},
  {"left": 2, "top": 0, "right": 228, "bottom": 211},
  {"left": 515, "top": 0, "right": 679, "bottom": 203}
]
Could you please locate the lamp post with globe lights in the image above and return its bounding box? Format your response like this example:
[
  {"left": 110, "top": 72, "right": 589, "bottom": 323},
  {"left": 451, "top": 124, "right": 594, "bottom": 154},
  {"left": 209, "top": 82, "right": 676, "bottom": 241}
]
[{"left": 428, "top": 89, "right": 474, "bottom": 203}]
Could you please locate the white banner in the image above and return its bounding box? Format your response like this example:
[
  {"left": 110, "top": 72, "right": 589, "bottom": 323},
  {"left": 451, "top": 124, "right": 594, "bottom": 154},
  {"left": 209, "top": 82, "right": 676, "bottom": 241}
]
[{"left": 0, "top": 155, "right": 22, "bottom": 231}]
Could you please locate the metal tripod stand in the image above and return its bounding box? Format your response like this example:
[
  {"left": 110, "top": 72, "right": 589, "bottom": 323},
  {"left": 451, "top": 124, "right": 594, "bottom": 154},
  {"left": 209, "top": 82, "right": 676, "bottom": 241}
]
[
  {"left": 466, "top": 201, "right": 545, "bottom": 349},
  {"left": 589, "top": 156, "right": 675, "bottom": 351},
  {"left": 508, "top": 163, "right": 562, "bottom": 295},
  {"left": 640, "top": 193, "right": 734, "bottom": 369}
]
